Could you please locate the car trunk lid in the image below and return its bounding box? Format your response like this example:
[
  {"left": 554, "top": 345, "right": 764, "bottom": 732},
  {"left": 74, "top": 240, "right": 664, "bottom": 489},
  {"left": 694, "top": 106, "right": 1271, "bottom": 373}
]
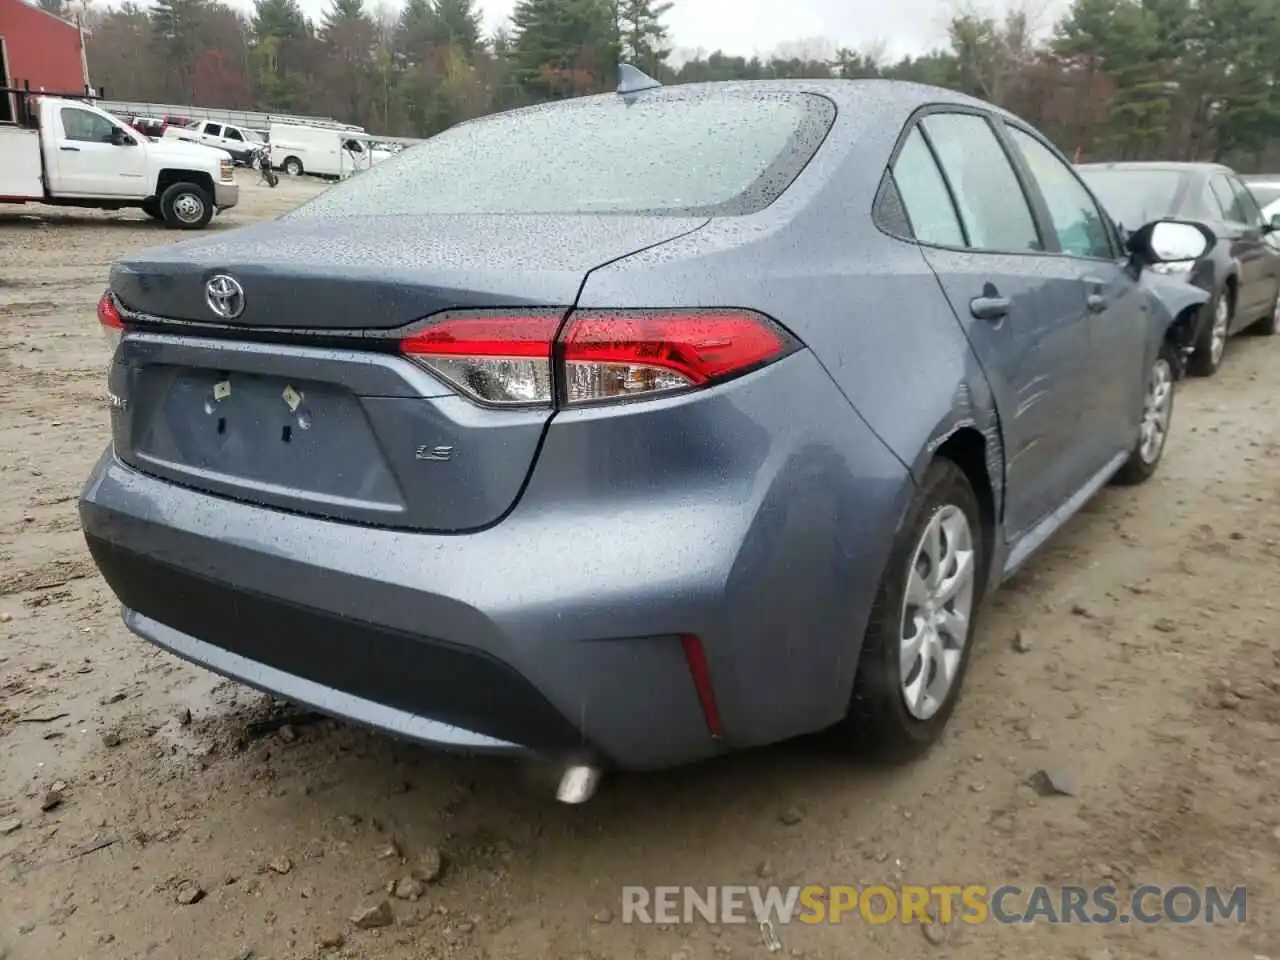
[
  {"left": 107, "top": 214, "right": 708, "bottom": 532},
  {"left": 109, "top": 214, "right": 706, "bottom": 328}
]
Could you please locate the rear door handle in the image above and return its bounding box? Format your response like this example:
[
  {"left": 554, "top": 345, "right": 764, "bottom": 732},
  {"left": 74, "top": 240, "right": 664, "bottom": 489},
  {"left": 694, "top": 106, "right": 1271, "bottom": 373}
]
[
  {"left": 970, "top": 296, "right": 1010, "bottom": 321},
  {"left": 59, "top": 145, "right": 80, "bottom": 152},
  {"left": 1086, "top": 293, "right": 1107, "bottom": 313}
]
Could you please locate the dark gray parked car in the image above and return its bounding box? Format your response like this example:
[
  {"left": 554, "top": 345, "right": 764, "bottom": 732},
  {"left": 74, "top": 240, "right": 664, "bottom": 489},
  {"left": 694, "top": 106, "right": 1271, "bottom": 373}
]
[
  {"left": 1078, "top": 161, "right": 1280, "bottom": 376},
  {"left": 81, "top": 74, "right": 1214, "bottom": 800}
]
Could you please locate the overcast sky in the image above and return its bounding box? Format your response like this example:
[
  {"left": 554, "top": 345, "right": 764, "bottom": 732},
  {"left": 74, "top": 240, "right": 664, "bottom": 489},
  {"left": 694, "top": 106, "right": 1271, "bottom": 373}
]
[{"left": 213, "top": 0, "right": 1071, "bottom": 61}]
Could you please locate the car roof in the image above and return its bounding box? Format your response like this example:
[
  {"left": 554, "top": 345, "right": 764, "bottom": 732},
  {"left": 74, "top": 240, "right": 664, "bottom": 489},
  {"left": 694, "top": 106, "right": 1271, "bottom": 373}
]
[
  {"left": 1076, "top": 160, "right": 1230, "bottom": 176},
  {"left": 464, "top": 78, "right": 1017, "bottom": 127}
]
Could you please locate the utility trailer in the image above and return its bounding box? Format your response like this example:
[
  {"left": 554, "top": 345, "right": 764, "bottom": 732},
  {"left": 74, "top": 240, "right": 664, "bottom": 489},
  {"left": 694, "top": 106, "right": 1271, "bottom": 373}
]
[{"left": 0, "top": 85, "right": 238, "bottom": 229}]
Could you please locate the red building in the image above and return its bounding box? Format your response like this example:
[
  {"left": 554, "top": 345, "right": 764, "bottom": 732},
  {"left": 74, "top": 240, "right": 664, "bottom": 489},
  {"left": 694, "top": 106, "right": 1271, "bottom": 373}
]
[{"left": 0, "top": 0, "right": 90, "bottom": 95}]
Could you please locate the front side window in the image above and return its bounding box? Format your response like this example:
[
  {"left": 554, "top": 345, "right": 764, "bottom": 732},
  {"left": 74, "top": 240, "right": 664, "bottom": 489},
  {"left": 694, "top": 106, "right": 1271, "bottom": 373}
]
[
  {"left": 225, "top": 127, "right": 245, "bottom": 142},
  {"left": 290, "top": 89, "right": 836, "bottom": 218},
  {"left": 60, "top": 107, "right": 115, "bottom": 143},
  {"left": 921, "top": 113, "right": 1042, "bottom": 252},
  {"left": 1007, "top": 126, "right": 1114, "bottom": 259},
  {"left": 891, "top": 127, "right": 965, "bottom": 247}
]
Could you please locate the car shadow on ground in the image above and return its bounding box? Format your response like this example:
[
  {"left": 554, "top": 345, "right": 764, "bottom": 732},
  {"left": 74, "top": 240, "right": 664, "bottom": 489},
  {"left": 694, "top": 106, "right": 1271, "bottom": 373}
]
[{"left": 0, "top": 212, "right": 239, "bottom": 230}]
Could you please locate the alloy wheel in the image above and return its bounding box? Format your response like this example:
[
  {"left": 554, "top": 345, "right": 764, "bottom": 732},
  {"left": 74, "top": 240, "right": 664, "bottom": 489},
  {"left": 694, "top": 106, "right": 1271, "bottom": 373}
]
[
  {"left": 1209, "top": 296, "right": 1229, "bottom": 366},
  {"left": 899, "top": 505, "right": 976, "bottom": 721},
  {"left": 1139, "top": 357, "right": 1173, "bottom": 464}
]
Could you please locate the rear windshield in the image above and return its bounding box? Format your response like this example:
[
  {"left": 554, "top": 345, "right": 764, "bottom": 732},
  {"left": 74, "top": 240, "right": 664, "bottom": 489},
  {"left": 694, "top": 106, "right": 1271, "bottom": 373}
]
[
  {"left": 288, "top": 89, "right": 835, "bottom": 218},
  {"left": 1077, "top": 169, "right": 1187, "bottom": 230},
  {"left": 1248, "top": 182, "right": 1280, "bottom": 208}
]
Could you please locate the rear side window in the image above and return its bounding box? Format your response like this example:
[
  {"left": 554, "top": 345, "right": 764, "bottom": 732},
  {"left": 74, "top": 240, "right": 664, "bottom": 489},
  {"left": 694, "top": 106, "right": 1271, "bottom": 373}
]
[
  {"left": 1210, "top": 175, "right": 1246, "bottom": 223},
  {"left": 921, "top": 113, "right": 1042, "bottom": 252},
  {"left": 205, "top": 123, "right": 222, "bottom": 137},
  {"left": 290, "top": 90, "right": 836, "bottom": 218},
  {"left": 1228, "top": 175, "right": 1264, "bottom": 227},
  {"left": 1202, "top": 180, "right": 1229, "bottom": 219},
  {"left": 892, "top": 127, "right": 965, "bottom": 246},
  {"left": 1079, "top": 168, "right": 1187, "bottom": 229}
]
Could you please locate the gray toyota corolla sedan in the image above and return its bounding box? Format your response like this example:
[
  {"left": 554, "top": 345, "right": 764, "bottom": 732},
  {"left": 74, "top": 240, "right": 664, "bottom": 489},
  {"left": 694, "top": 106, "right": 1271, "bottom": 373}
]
[{"left": 81, "top": 72, "right": 1214, "bottom": 799}]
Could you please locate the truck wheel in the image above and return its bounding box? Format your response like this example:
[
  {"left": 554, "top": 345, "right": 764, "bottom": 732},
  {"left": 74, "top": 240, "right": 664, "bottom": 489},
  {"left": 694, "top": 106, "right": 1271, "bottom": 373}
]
[
  {"left": 141, "top": 199, "right": 162, "bottom": 221},
  {"left": 160, "top": 182, "right": 213, "bottom": 230},
  {"left": 283, "top": 157, "right": 304, "bottom": 177}
]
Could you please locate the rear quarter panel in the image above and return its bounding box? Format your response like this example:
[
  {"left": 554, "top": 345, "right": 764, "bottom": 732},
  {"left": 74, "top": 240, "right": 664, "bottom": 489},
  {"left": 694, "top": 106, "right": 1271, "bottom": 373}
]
[
  {"left": 577, "top": 96, "right": 1002, "bottom": 536},
  {"left": 573, "top": 95, "right": 1004, "bottom": 733}
]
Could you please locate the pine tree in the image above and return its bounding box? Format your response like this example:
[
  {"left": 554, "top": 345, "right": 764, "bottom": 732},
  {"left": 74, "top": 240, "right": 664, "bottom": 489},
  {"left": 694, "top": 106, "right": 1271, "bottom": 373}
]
[
  {"left": 509, "top": 0, "right": 618, "bottom": 97},
  {"left": 396, "top": 0, "right": 439, "bottom": 57},
  {"left": 322, "top": 0, "right": 368, "bottom": 39},
  {"left": 433, "top": 0, "right": 482, "bottom": 56},
  {"left": 617, "top": 0, "right": 672, "bottom": 77},
  {"left": 150, "top": 0, "right": 210, "bottom": 98},
  {"left": 253, "top": 0, "right": 309, "bottom": 41}
]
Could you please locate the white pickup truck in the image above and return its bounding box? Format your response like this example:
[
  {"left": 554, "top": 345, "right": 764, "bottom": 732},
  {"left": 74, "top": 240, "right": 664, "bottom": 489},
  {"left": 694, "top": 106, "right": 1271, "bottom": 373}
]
[
  {"left": 164, "top": 119, "right": 264, "bottom": 166},
  {"left": 0, "top": 92, "right": 239, "bottom": 230}
]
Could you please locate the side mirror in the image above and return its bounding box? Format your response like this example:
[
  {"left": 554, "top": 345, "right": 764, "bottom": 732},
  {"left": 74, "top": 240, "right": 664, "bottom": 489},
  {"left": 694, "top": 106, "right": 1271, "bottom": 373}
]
[
  {"left": 1126, "top": 219, "right": 1216, "bottom": 266},
  {"left": 110, "top": 128, "right": 133, "bottom": 146},
  {"left": 1268, "top": 213, "right": 1280, "bottom": 233}
]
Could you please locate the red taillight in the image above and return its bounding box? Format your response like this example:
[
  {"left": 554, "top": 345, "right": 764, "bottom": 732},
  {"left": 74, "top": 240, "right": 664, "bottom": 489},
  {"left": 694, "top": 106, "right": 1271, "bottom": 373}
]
[
  {"left": 399, "top": 307, "right": 794, "bottom": 407},
  {"left": 400, "top": 310, "right": 560, "bottom": 406},
  {"left": 97, "top": 290, "right": 123, "bottom": 353},
  {"left": 97, "top": 290, "right": 122, "bottom": 329}
]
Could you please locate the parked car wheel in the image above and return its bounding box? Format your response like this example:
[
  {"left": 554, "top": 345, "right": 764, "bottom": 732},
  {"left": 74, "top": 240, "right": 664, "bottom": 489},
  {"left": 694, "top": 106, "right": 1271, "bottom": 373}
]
[
  {"left": 1187, "top": 288, "right": 1231, "bottom": 377},
  {"left": 283, "top": 157, "right": 304, "bottom": 177},
  {"left": 1250, "top": 290, "right": 1279, "bottom": 336},
  {"left": 160, "top": 183, "right": 214, "bottom": 231},
  {"left": 141, "top": 199, "right": 162, "bottom": 221},
  {"left": 1111, "top": 341, "right": 1176, "bottom": 486},
  {"left": 844, "top": 458, "right": 984, "bottom": 761}
]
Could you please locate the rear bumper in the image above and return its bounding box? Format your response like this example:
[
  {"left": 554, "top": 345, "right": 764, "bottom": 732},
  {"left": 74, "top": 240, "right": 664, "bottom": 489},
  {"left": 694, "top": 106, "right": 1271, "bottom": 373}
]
[
  {"left": 86, "top": 533, "right": 580, "bottom": 754},
  {"left": 214, "top": 182, "right": 239, "bottom": 210},
  {"left": 79, "top": 351, "right": 912, "bottom": 770}
]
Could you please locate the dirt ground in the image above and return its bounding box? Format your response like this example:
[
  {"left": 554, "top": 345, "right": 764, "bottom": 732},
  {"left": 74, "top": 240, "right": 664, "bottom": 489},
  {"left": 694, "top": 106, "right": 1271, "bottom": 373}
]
[{"left": 1, "top": 170, "right": 1279, "bottom": 960}]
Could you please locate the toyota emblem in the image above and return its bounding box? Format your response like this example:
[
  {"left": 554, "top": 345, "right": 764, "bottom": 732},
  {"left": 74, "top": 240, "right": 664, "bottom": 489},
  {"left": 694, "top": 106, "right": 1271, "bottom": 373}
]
[{"left": 205, "top": 274, "right": 245, "bottom": 320}]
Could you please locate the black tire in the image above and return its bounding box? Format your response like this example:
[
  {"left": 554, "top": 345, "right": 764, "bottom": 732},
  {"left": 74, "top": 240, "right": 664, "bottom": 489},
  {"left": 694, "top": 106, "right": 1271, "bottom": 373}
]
[
  {"left": 159, "top": 182, "right": 214, "bottom": 230},
  {"left": 283, "top": 157, "right": 304, "bottom": 177},
  {"left": 1186, "top": 287, "right": 1231, "bottom": 377},
  {"left": 141, "top": 199, "right": 162, "bottom": 221},
  {"left": 1112, "top": 340, "right": 1176, "bottom": 486},
  {"left": 1249, "top": 289, "right": 1278, "bottom": 336},
  {"left": 843, "top": 458, "right": 985, "bottom": 761}
]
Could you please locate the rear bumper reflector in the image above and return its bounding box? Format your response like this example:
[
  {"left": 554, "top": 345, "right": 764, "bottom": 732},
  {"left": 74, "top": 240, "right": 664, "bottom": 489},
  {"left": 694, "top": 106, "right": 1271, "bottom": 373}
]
[{"left": 680, "top": 633, "right": 724, "bottom": 740}]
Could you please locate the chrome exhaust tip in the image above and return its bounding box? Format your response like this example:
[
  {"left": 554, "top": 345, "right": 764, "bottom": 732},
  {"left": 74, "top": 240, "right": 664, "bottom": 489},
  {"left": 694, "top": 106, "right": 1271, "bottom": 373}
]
[{"left": 555, "top": 763, "right": 602, "bottom": 804}]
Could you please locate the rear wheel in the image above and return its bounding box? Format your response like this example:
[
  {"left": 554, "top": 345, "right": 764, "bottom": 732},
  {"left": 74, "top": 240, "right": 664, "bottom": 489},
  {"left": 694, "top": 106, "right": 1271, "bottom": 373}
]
[
  {"left": 1112, "top": 341, "right": 1175, "bottom": 486},
  {"left": 160, "top": 182, "right": 213, "bottom": 230},
  {"left": 844, "top": 459, "right": 984, "bottom": 761},
  {"left": 283, "top": 157, "right": 304, "bottom": 177},
  {"left": 1187, "top": 288, "right": 1230, "bottom": 377}
]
